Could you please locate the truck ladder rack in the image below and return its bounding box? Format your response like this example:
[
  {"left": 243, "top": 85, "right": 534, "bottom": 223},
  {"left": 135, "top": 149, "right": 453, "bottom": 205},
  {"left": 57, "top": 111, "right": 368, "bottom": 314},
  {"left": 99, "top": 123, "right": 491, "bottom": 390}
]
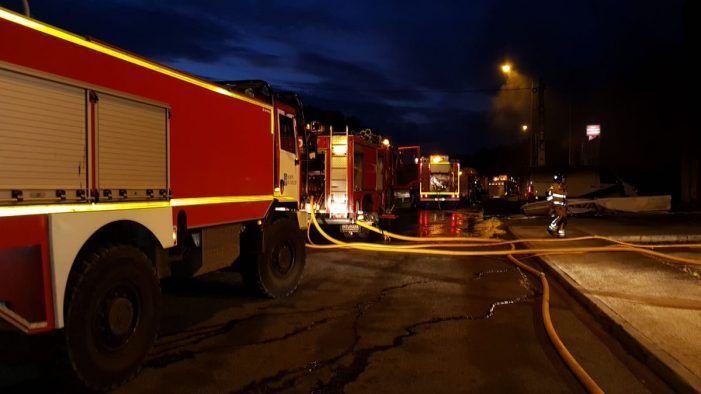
[{"left": 329, "top": 128, "right": 349, "bottom": 212}]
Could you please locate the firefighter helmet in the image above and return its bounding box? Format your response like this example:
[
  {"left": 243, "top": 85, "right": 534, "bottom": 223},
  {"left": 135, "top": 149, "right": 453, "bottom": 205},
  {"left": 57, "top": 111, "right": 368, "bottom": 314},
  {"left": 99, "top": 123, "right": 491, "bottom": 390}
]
[{"left": 553, "top": 173, "right": 565, "bottom": 183}]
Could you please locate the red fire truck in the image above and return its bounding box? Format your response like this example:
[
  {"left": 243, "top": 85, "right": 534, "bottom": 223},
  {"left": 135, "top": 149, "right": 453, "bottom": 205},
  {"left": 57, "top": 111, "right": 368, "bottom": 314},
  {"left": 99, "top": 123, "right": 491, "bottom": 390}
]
[
  {"left": 308, "top": 126, "right": 395, "bottom": 237},
  {"left": 419, "top": 155, "right": 461, "bottom": 207},
  {"left": 393, "top": 146, "right": 421, "bottom": 208},
  {"left": 0, "top": 8, "right": 306, "bottom": 389}
]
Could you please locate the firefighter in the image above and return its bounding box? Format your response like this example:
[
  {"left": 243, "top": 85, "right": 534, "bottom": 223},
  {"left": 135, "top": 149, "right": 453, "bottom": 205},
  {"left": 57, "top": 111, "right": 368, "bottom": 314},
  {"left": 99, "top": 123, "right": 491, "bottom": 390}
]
[{"left": 547, "top": 173, "right": 567, "bottom": 237}]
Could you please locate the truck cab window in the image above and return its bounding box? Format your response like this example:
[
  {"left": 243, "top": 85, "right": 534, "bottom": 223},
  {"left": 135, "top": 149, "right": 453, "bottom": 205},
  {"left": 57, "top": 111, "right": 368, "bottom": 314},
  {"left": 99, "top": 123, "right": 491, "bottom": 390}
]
[{"left": 279, "top": 115, "right": 296, "bottom": 154}]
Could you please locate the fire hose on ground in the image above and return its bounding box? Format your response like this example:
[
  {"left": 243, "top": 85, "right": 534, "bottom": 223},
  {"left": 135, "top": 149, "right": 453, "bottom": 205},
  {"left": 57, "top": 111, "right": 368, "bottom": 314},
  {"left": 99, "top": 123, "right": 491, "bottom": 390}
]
[{"left": 305, "top": 203, "right": 701, "bottom": 393}]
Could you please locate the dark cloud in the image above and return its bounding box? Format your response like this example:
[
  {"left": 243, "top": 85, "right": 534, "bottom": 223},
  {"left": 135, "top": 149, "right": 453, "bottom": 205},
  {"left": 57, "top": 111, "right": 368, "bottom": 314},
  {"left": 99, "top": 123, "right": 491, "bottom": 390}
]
[
  {"left": 288, "top": 51, "right": 426, "bottom": 102},
  {"left": 3, "top": 0, "right": 689, "bottom": 159},
  {"left": 25, "top": 0, "right": 244, "bottom": 62}
]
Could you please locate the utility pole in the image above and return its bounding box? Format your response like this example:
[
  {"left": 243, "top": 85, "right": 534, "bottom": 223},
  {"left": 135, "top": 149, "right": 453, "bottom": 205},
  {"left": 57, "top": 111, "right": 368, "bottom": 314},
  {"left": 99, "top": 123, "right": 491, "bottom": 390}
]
[
  {"left": 568, "top": 101, "right": 573, "bottom": 167},
  {"left": 529, "top": 80, "right": 534, "bottom": 168},
  {"left": 567, "top": 71, "right": 574, "bottom": 168},
  {"left": 21, "top": 0, "right": 31, "bottom": 17},
  {"left": 499, "top": 63, "right": 544, "bottom": 168},
  {"left": 535, "top": 78, "right": 546, "bottom": 167}
]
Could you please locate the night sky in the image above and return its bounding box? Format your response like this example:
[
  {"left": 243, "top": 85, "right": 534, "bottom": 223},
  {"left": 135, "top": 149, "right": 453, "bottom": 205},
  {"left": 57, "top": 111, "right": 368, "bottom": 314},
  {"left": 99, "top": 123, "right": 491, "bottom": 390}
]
[{"left": 1, "top": 1, "right": 695, "bottom": 188}]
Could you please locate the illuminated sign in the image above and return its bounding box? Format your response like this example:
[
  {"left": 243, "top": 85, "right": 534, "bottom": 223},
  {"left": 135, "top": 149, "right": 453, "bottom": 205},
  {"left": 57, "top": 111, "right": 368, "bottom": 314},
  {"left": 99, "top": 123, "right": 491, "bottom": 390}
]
[{"left": 586, "top": 124, "right": 601, "bottom": 141}]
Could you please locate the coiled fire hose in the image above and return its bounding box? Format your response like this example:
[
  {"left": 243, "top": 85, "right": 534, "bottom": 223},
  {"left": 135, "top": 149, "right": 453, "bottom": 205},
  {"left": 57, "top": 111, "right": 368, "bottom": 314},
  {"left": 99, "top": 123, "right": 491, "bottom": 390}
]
[{"left": 306, "top": 204, "right": 701, "bottom": 393}]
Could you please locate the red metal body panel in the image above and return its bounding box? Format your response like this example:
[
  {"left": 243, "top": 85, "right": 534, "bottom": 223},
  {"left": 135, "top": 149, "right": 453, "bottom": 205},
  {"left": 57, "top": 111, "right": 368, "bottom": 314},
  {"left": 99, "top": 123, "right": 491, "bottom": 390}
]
[
  {"left": 0, "top": 216, "right": 54, "bottom": 332},
  {"left": 173, "top": 201, "right": 272, "bottom": 229},
  {"left": 351, "top": 138, "right": 378, "bottom": 212},
  {"left": 317, "top": 136, "right": 330, "bottom": 150},
  {"left": 0, "top": 20, "right": 274, "bottom": 227},
  {"left": 395, "top": 146, "right": 421, "bottom": 191},
  {"left": 361, "top": 144, "right": 377, "bottom": 191}
]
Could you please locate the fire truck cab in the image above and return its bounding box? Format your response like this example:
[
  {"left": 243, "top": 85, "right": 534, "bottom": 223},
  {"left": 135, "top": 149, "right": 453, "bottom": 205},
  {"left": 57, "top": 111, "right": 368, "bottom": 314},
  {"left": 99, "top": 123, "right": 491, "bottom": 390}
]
[
  {"left": 419, "top": 155, "right": 461, "bottom": 207},
  {"left": 219, "top": 81, "right": 305, "bottom": 203}
]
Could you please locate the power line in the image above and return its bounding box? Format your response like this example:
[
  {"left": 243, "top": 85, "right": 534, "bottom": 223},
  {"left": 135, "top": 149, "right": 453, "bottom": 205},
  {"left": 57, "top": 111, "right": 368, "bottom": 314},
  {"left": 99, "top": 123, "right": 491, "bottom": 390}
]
[{"left": 275, "top": 82, "right": 532, "bottom": 94}]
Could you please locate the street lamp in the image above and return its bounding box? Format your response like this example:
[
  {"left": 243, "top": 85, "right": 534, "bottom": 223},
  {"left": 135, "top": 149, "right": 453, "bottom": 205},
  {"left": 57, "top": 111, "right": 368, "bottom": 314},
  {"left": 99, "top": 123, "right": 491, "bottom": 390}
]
[
  {"left": 500, "top": 63, "right": 512, "bottom": 75},
  {"left": 498, "top": 60, "right": 545, "bottom": 168}
]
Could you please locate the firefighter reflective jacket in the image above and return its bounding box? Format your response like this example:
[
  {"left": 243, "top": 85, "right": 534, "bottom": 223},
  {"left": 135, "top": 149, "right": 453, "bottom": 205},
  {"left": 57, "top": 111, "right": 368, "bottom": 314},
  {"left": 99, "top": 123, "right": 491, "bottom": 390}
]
[{"left": 547, "top": 183, "right": 567, "bottom": 207}]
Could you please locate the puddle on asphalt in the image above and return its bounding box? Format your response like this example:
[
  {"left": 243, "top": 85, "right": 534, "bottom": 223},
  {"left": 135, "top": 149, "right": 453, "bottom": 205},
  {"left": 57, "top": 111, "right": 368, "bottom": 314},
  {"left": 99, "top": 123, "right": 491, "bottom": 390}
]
[
  {"left": 385, "top": 208, "right": 509, "bottom": 239},
  {"left": 389, "top": 209, "right": 490, "bottom": 238},
  {"left": 417, "top": 209, "right": 482, "bottom": 237}
]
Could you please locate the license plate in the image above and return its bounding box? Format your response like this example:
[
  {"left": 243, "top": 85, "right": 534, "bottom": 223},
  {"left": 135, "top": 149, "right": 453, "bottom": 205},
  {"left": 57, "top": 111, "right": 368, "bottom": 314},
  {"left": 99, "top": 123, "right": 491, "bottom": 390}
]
[{"left": 341, "top": 224, "right": 360, "bottom": 233}]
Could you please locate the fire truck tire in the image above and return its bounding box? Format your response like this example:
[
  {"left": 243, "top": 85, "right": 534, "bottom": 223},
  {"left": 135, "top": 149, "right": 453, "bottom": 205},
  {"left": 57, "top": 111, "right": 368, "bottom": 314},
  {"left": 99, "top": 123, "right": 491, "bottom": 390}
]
[
  {"left": 242, "top": 218, "right": 305, "bottom": 298},
  {"left": 64, "top": 244, "right": 161, "bottom": 391}
]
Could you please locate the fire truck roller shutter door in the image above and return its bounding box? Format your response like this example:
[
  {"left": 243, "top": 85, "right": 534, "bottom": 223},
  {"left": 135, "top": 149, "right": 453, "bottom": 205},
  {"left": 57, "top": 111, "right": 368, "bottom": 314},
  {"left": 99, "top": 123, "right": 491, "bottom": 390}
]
[
  {"left": 0, "top": 68, "right": 87, "bottom": 202},
  {"left": 96, "top": 93, "right": 168, "bottom": 200}
]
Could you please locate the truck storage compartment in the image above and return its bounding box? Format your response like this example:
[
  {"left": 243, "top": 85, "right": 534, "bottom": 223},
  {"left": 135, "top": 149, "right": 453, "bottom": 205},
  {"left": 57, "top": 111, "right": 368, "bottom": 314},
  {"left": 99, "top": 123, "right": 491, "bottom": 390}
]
[
  {"left": 96, "top": 93, "right": 168, "bottom": 200},
  {"left": 0, "top": 215, "right": 52, "bottom": 333},
  {"left": 0, "top": 68, "right": 87, "bottom": 203}
]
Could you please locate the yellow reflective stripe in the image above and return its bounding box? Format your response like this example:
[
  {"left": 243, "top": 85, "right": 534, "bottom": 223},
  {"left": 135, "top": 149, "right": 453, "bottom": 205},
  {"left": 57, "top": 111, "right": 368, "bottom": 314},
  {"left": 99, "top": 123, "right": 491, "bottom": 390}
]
[
  {"left": 0, "top": 195, "right": 299, "bottom": 218},
  {"left": 276, "top": 196, "right": 298, "bottom": 202},
  {"left": 0, "top": 201, "right": 171, "bottom": 218},
  {"left": 421, "top": 192, "right": 458, "bottom": 195},
  {"left": 0, "top": 7, "right": 272, "bottom": 110},
  {"left": 170, "top": 195, "right": 274, "bottom": 207}
]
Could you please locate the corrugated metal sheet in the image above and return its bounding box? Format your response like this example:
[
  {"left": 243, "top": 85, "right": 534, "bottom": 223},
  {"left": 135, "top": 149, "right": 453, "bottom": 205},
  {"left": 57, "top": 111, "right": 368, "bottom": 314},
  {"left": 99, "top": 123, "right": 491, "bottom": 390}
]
[
  {"left": 0, "top": 68, "right": 87, "bottom": 191},
  {"left": 97, "top": 94, "right": 167, "bottom": 191}
]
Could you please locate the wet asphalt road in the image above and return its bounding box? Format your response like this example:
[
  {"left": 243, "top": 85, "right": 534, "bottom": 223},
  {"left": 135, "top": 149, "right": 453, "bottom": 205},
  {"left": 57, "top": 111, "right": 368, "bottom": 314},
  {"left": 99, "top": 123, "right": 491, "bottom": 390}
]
[{"left": 0, "top": 209, "right": 672, "bottom": 393}]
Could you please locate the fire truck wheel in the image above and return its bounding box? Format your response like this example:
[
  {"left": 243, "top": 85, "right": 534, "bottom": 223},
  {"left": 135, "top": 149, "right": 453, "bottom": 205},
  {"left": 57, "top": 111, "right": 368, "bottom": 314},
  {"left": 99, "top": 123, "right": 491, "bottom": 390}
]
[
  {"left": 243, "top": 218, "right": 305, "bottom": 298},
  {"left": 64, "top": 245, "right": 161, "bottom": 391}
]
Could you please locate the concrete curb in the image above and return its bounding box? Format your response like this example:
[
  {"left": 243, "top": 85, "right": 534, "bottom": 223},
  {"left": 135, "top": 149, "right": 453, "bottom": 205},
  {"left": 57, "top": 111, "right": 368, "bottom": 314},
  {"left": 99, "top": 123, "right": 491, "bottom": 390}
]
[{"left": 506, "top": 227, "right": 701, "bottom": 393}]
